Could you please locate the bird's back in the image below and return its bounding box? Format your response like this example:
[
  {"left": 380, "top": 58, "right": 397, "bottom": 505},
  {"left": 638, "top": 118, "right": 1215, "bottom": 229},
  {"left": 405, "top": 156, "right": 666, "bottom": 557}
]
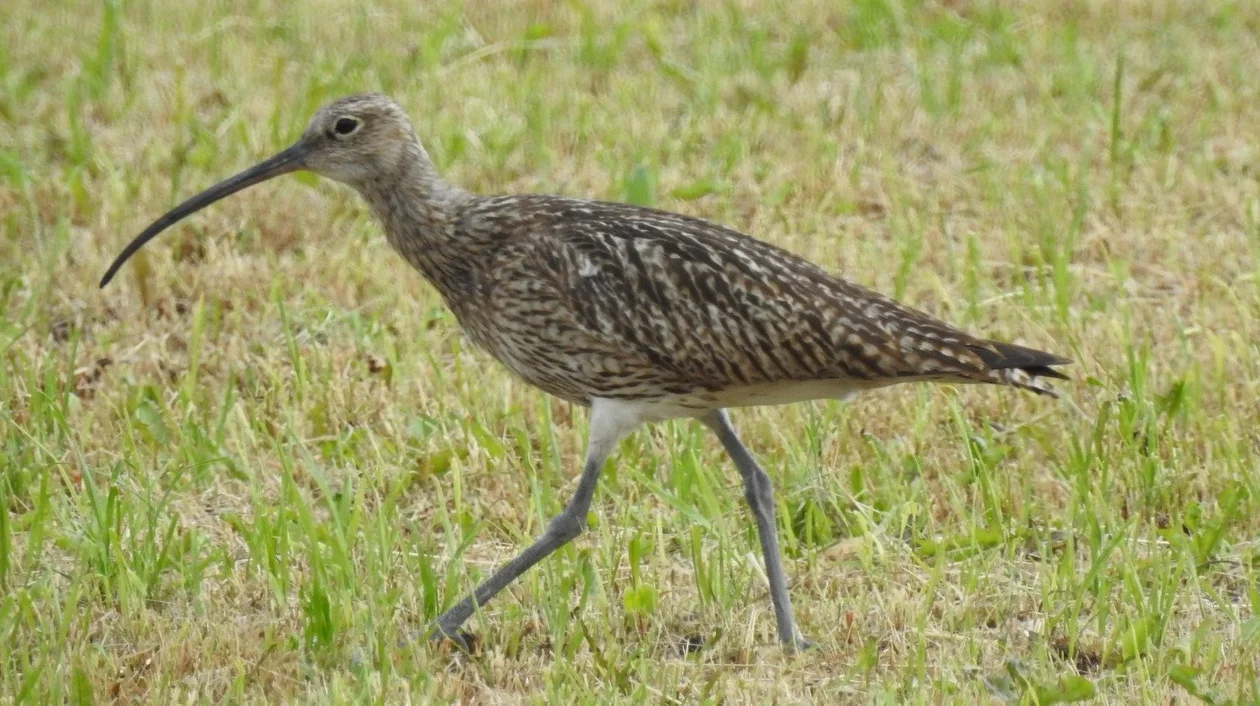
[{"left": 445, "top": 194, "right": 1067, "bottom": 411}]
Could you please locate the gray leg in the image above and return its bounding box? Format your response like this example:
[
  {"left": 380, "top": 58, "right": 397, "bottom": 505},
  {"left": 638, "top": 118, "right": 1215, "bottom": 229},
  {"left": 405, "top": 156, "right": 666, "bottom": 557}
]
[
  {"left": 701, "top": 409, "right": 813, "bottom": 652},
  {"left": 429, "top": 399, "right": 642, "bottom": 646}
]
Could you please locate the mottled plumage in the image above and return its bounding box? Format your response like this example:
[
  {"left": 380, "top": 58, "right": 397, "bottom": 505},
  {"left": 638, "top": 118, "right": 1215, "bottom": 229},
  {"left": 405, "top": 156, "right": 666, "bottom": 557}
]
[
  {"left": 441, "top": 196, "right": 1066, "bottom": 410},
  {"left": 101, "top": 93, "right": 1070, "bottom": 652}
]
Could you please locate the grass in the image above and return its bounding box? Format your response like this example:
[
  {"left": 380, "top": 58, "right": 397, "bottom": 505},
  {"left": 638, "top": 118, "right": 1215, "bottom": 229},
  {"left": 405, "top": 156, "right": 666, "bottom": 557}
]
[{"left": 2, "top": 0, "right": 1259, "bottom": 702}]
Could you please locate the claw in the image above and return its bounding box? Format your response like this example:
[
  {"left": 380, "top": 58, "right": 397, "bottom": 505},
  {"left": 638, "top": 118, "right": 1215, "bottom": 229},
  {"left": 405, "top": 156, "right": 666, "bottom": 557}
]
[
  {"left": 427, "top": 624, "right": 479, "bottom": 654},
  {"left": 788, "top": 636, "right": 818, "bottom": 653}
]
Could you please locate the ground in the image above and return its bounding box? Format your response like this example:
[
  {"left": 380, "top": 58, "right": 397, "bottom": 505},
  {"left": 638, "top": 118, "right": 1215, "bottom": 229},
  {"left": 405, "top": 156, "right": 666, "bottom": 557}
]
[{"left": 2, "top": 0, "right": 1258, "bottom": 703}]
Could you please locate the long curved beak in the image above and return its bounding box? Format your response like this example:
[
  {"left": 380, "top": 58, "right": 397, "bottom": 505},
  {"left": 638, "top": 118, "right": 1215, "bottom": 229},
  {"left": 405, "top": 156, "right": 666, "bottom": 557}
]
[{"left": 99, "top": 142, "right": 310, "bottom": 288}]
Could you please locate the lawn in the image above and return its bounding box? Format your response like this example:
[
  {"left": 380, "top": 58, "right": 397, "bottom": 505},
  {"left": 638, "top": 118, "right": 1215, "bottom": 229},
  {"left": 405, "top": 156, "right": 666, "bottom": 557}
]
[{"left": 2, "top": 0, "right": 1258, "bottom": 702}]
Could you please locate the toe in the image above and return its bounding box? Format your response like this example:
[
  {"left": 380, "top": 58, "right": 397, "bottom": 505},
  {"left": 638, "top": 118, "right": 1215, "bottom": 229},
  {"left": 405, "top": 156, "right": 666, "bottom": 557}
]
[
  {"left": 790, "top": 636, "right": 818, "bottom": 653},
  {"left": 428, "top": 625, "right": 479, "bottom": 653}
]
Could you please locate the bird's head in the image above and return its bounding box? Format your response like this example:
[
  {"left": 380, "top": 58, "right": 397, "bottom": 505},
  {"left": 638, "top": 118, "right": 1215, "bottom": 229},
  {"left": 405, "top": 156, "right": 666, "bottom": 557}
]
[
  {"left": 99, "top": 92, "right": 420, "bottom": 287},
  {"left": 298, "top": 93, "right": 418, "bottom": 186}
]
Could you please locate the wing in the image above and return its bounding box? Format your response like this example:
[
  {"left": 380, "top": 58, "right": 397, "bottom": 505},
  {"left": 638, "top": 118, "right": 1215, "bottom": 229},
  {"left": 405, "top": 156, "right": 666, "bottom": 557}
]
[{"left": 505, "top": 197, "right": 1066, "bottom": 396}]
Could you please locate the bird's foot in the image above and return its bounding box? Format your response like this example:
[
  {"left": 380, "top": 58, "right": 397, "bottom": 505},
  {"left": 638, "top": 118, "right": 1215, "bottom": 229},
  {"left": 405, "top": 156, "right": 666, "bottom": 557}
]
[
  {"left": 787, "top": 636, "right": 818, "bottom": 653},
  {"left": 426, "top": 622, "right": 480, "bottom": 654}
]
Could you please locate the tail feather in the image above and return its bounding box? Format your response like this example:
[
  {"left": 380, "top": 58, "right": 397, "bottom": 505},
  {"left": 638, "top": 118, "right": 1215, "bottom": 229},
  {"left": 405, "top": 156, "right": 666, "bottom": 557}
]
[{"left": 968, "top": 341, "right": 1072, "bottom": 396}]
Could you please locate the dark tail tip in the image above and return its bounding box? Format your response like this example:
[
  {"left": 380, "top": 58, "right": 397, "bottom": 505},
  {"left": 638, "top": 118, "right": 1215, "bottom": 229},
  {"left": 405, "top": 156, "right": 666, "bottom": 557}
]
[{"left": 969, "top": 341, "right": 1071, "bottom": 380}]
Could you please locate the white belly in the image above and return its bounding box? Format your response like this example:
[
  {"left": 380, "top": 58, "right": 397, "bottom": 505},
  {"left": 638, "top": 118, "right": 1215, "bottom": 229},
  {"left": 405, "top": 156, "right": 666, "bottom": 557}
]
[
  {"left": 619, "top": 379, "right": 875, "bottom": 423},
  {"left": 709, "top": 379, "right": 870, "bottom": 408}
]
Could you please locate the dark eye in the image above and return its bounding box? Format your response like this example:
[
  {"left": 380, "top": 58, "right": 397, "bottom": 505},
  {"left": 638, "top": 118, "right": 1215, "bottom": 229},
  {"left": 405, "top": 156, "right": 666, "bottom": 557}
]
[{"left": 333, "top": 117, "right": 360, "bottom": 136}]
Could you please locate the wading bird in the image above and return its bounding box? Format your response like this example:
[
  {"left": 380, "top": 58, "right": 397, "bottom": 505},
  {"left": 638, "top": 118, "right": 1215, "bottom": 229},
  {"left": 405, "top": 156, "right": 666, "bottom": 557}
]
[{"left": 101, "top": 93, "right": 1069, "bottom": 651}]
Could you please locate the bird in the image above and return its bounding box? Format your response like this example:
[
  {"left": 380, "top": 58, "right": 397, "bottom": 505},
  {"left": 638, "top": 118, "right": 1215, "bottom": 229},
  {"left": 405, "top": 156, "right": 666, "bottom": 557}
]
[{"left": 100, "top": 93, "right": 1070, "bottom": 652}]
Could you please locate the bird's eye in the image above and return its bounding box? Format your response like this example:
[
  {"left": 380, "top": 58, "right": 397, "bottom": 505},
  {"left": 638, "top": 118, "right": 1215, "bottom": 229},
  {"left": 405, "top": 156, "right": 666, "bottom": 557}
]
[{"left": 333, "top": 117, "right": 360, "bottom": 137}]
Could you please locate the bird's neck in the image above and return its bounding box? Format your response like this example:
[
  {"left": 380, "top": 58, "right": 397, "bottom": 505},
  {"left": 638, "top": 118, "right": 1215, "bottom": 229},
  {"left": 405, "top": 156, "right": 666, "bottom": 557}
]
[{"left": 358, "top": 144, "right": 477, "bottom": 295}]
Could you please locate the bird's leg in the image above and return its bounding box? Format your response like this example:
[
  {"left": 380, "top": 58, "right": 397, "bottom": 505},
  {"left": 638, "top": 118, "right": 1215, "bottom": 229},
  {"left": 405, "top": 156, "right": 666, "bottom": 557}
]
[
  {"left": 429, "top": 399, "right": 640, "bottom": 647},
  {"left": 701, "top": 409, "right": 814, "bottom": 652},
  {"left": 429, "top": 454, "right": 605, "bottom": 645}
]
